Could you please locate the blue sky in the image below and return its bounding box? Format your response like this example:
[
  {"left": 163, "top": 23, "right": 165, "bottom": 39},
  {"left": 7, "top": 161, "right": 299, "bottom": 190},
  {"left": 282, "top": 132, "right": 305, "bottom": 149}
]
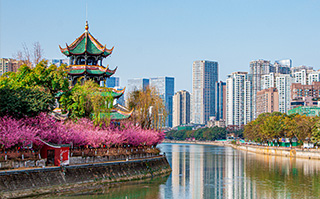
[{"left": 1, "top": 0, "right": 319, "bottom": 92}]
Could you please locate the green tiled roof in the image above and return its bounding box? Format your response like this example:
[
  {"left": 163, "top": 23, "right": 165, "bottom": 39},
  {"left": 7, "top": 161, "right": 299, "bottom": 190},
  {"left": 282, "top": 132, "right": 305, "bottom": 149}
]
[
  {"left": 69, "top": 69, "right": 85, "bottom": 75},
  {"left": 86, "top": 69, "right": 107, "bottom": 75},
  {"left": 110, "top": 112, "right": 131, "bottom": 120},
  {"left": 95, "top": 111, "right": 131, "bottom": 120},
  {"left": 68, "top": 68, "right": 115, "bottom": 76},
  {"left": 101, "top": 91, "right": 123, "bottom": 98},
  {"left": 59, "top": 22, "right": 113, "bottom": 57},
  {"left": 64, "top": 34, "right": 105, "bottom": 55}
]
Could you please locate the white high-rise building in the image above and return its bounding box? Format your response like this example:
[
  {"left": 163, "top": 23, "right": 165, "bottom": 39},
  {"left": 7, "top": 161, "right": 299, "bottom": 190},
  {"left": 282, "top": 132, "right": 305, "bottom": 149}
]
[
  {"left": 308, "top": 72, "right": 320, "bottom": 85},
  {"left": 173, "top": 90, "right": 191, "bottom": 127},
  {"left": 261, "top": 73, "right": 275, "bottom": 90},
  {"left": 276, "top": 74, "right": 293, "bottom": 113},
  {"left": 192, "top": 60, "right": 218, "bottom": 125},
  {"left": 244, "top": 78, "right": 253, "bottom": 124},
  {"left": 260, "top": 73, "right": 293, "bottom": 114},
  {"left": 291, "top": 65, "right": 313, "bottom": 74},
  {"left": 226, "top": 72, "right": 252, "bottom": 127},
  {"left": 293, "top": 69, "right": 307, "bottom": 85}
]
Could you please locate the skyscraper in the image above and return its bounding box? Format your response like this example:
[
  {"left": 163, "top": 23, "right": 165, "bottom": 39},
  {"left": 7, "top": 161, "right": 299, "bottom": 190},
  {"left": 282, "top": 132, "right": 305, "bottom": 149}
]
[
  {"left": 276, "top": 74, "right": 293, "bottom": 113},
  {"left": 226, "top": 72, "right": 252, "bottom": 127},
  {"left": 149, "top": 77, "right": 175, "bottom": 127},
  {"left": 192, "top": 60, "right": 218, "bottom": 124},
  {"left": 274, "top": 59, "right": 291, "bottom": 74},
  {"left": 173, "top": 90, "right": 191, "bottom": 127},
  {"left": 127, "top": 78, "right": 150, "bottom": 95},
  {"left": 106, "top": 77, "right": 120, "bottom": 88},
  {"left": 249, "top": 59, "right": 273, "bottom": 119},
  {"left": 215, "top": 81, "right": 226, "bottom": 121}
]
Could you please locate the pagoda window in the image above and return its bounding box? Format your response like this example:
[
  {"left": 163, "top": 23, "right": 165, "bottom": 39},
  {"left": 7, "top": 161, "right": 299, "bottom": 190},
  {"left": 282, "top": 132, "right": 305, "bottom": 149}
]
[
  {"left": 87, "top": 57, "right": 97, "bottom": 65},
  {"left": 76, "top": 56, "right": 86, "bottom": 65}
]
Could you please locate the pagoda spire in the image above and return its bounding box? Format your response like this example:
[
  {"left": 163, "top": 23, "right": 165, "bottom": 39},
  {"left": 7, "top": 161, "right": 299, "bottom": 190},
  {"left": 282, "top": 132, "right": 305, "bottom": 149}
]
[{"left": 85, "top": 21, "right": 89, "bottom": 32}]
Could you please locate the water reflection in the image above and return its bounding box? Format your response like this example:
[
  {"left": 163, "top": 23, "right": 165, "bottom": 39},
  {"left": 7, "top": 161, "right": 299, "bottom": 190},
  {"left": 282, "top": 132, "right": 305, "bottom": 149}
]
[
  {"left": 160, "top": 143, "right": 320, "bottom": 199},
  {"left": 52, "top": 143, "right": 320, "bottom": 199},
  {"left": 53, "top": 175, "right": 169, "bottom": 199}
]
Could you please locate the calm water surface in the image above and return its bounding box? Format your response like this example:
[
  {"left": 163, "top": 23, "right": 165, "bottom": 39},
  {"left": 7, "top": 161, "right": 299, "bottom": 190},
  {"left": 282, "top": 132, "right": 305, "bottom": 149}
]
[{"left": 55, "top": 143, "right": 320, "bottom": 199}]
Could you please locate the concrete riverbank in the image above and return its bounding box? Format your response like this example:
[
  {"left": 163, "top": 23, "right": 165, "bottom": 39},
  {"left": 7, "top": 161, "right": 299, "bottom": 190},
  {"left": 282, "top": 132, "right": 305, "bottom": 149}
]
[
  {"left": 0, "top": 156, "right": 171, "bottom": 199},
  {"left": 231, "top": 144, "right": 320, "bottom": 160},
  {"left": 164, "top": 140, "right": 320, "bottom": 160},
  {"left": 164, "top": 140, "right": 231, "bottom": 147}
]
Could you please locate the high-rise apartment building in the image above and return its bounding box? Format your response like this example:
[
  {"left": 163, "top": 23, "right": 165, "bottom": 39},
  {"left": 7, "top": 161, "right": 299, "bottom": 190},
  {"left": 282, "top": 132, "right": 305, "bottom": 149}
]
[
  {"left": 244, "top": 76, "right": 253, "bottom": 124},
  {"left": 291, "top": 65, "right": 313, "bottom": 74},
  {"left": 226, "top": 72, "right": 252, "bottom": 127},
  {"left": 215, "top": 81, "right": 226, "bottom": 121},
  {"left": 276, "top": 74, "right": 293, "bottom": 113},
  {"left": 173, "top": 90, "right": 191, "bottom": 127},
  {"left": 249, "top": 60, "right": 273, "bottom": 119},
  {"left": 261, "top": 73, "right": 275, "bottom": 90},
  {"left": 308, "top": 72, "right": 320, "bottom": 85},
  {"left": 293, "top": 69, "right": 307, "bottom": 85},
  {"left": 0, "top": 58, "right": 19, "bottom": 76},
  {"left": 256, "top": 87, "right": 279, "bottom": 116},
  {"left": 149, "top": 77, "right": 175, "bottom": 127},
  {"left": 192, "top": 60, "right": 218, "bottom": 124}
]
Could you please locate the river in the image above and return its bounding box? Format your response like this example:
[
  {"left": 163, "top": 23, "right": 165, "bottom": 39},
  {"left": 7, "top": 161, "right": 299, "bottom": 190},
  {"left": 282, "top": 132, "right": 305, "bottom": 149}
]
[{"left": 54, "top": 143, "right": 320, "bottom": 199}]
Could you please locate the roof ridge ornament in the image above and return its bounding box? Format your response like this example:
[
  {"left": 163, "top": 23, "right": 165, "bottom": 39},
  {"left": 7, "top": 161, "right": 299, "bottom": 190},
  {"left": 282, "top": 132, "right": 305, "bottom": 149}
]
[{"left": 85, "top": 21, "right": 89, "bottom": 32}]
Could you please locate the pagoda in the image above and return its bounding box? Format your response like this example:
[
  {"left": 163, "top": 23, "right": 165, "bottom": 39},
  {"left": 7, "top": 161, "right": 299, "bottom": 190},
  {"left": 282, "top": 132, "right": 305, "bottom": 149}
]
[{"left": 59, "top": 21, "right": 132, "bottom": 120}]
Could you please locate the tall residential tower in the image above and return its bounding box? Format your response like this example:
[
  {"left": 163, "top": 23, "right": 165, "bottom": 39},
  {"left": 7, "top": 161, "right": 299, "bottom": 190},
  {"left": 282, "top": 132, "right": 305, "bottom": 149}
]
[
  {"left": 173, "top": 90, "right": 191, "bottom": 127},
  {"left": 192, "top": 60, "right": 218, "bottom": 124},
  {"left": 226, "top": 72, "right": 252, "bottom": 127}
]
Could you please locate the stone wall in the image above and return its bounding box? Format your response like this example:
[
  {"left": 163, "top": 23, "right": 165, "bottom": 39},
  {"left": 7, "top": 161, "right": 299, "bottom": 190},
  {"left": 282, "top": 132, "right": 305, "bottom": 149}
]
[
  {"left": 0, "top": 156, "right": 171, "bottom": 198},
  {"left": 0, "top": 159, "right": 46, "bottom": 170},
  {"left": 70, "top": 152, "right": 158, "bottom": 165},
  {"left": 232, "top": 145, "right": 320, "bottom": 160},
  {"left": 0, "top": 152, "right": 159, "bottom": 170}
]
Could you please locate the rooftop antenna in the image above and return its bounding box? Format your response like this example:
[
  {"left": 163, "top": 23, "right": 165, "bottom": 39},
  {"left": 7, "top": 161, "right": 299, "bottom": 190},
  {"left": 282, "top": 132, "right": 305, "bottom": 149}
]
[
  {"left": 85, "top": 2, "right": 89, "bottom": 31},
  {"left": 86, "top": 2, "right": 88, "bottom": 21}
]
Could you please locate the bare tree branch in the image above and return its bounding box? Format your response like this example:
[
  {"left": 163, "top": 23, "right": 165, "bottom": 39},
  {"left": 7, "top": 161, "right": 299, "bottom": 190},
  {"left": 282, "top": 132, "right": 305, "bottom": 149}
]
[{"left": 33, "top": 42, "right": 43, "bottom": 65}]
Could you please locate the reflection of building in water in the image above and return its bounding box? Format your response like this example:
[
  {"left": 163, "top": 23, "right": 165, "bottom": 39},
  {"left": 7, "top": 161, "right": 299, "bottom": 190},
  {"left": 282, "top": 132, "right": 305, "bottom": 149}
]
[
  {"left": 171, "top": 144, "right": 180, "bottom": 197},
  {"left": 189, "top": 145, "right": 204, "bottom": 199},
  {"left": 202, "top": 146, "right": 224, "bottom": 198},
  {"left": 224, "top": 147, "right": 257, "bottom": 199},
  {"left": 170, "top": 144, "right": 205, "bottom": 199},
  {"left": 162, "top": 144, "right": 320, "bottom": 199}
]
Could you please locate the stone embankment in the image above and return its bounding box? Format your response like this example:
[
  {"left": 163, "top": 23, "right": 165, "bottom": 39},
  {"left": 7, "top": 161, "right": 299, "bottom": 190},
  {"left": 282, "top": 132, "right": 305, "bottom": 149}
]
[
  {"left": 0, "top": 156, "right": 171, "bottom": 199},
  {"left": 165, "top": 140, "right": 320, "bottom": 160},
  {"left": 231, "top": 144, "right": 320, "bottom": 160},
  {"left": 164, "top": 140, "right": 231, "bottom": 146}
]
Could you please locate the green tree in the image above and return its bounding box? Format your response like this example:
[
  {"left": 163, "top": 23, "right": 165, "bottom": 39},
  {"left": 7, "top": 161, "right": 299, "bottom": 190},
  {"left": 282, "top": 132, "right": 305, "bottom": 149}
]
[
  {"left": 127, "top": 86, "right": 167, "bottom": 130},
  {"left": 0, "top": 86, "right": 54, "bottom": 117},
  {"left": 59, "top": 80, "right": 114, "bottom": 126}
]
